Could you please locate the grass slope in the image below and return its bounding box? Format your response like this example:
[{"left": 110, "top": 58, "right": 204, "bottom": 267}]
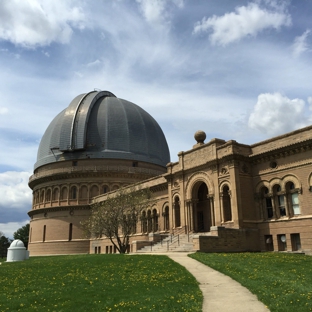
[
  {"left": 189, "top": 252, "right": 312, "bottom": 312},
  {"left": 0, "top": 254, "right": 202, "bottom": 312}
]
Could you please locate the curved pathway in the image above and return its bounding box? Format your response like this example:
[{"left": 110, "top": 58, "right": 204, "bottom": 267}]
[{"left": 166, "top": 252, "right": 269, "bottom": 312}]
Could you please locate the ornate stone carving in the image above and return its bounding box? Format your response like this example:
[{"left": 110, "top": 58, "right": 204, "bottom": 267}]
[{"left": 220, "top": 167, "right": 229, "bottom": 175}]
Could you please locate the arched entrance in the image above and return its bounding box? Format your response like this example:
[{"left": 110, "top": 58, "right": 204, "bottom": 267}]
[
  {"left": 174, "top": 196, "right": 181, "bottom": 227},
  {"left": 193, "top": 182, "right": 212, "bottom": 232}
]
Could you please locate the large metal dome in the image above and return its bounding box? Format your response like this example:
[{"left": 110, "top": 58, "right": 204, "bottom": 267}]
[{"left": 34, "top": 91, "right": 170, "bottom": 169}]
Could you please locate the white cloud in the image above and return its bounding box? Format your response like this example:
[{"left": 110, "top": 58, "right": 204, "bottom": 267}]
[
  {"left": 0, "top": 220, "right": 29, "bottom": 239},
  {"left": 248, "top": 92, "right": 308, "bottom": 136},
  {"left": 0, "top": 107, "right": 8, "bottom": 115},
  {"left": 136, "top": 0, "right": 184, "bottom": 24},
  {"left": 193, "top": 2, "right": 291, "bottom": 46},
  {"left": 42, "top": 51, "right": 50, "bottom": 57},
  {"left": 87, "top": 59, "right": 101, "bottom": 67},
  {"left": 0, "top": 171, "right": 32, "bottom": 210},
  {"left": 136, "top": 0, "right": 166, "bottom": 23},
  {"left": 292, "top": 29, "right": 311, "bottom": 58},
  {"left": 0, "top": 0, "right": 86, "bottom": 48}
]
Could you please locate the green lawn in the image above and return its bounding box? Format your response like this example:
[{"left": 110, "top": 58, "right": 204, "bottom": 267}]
[
  {"left": 0, "top": 254, "right": 202, "bottom": 312},
  {"left": 189, "top": 252, "right": 312, "bottom": 312}
]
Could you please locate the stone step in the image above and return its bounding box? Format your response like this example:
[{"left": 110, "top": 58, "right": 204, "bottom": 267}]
[{"left": 136, "top": 237, "right": 194, "bottom": 253}]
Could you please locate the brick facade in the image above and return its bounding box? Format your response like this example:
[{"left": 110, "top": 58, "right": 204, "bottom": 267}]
[{"left": 28, "top": 125, "right": 312, "bottom": 255}]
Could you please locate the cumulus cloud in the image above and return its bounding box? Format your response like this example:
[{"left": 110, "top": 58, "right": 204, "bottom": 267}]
[
  {"left": 136, "top": 0, "right": 184, "bottom": 24},
  {"left": 0, "top": 171, "right": 32, "bottom": 215},
  {"left": 248, "top": 92, "right": 308, "bottom": 136},
  {"left": 0, "top": 0, "right": 86, "bottom": 48},
  {"left": 0, "top": 220, "right": 29, "bottom": 239},
  {"left": 136, "top": 0, "right": 166, "bottom": 23},
  {"left": 292, "top": 29, "right": 311, "bottom": 58},
  {"left": 193, "top": 2, "right": 291, "bottom": 46}
]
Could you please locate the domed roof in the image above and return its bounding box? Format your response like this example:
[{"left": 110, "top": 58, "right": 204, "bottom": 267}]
[
  {"left": 34, "top": 91, "right": 170, "bottom": 169},
  {"left": 9, "top": 240, "right": 25, "bottom": 248}
]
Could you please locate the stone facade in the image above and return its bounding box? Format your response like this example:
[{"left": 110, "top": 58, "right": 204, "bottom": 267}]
[{"left": 28, "top": 124, "right": 312, "bottom": 255}]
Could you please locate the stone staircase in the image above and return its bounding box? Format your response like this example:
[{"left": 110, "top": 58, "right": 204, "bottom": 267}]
[{"left": 136, "top": 234, "right": 194, "bottom": 253}]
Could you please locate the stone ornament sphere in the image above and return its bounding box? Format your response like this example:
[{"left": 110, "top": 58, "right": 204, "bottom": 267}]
[{"left": 194, "top": 130, "right": 206, "bottom": 144}]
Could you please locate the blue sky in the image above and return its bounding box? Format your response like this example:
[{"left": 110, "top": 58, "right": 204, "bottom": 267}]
[{"left": 0, "top": 0, "right": 312, "bottom": 238}]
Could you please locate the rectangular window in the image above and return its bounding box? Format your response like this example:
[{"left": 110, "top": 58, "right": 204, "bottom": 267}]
[
  {"left": 278, "top": 195, "right": 286, "bottom": 216},
  {"left": 292, "top": 193, "right": 300, "bottom": 215},
  {"left": 277, "top": 234, "right": 286, "bottom": 251},
  {"left": 291, "top": 233, "right": 301, "bottom": 251},
  {"left": 266, "top": 198, "right": 273, "bottom": 218},
  {"left": 264, "top": 235, "right": 274, "bottom": 251}
]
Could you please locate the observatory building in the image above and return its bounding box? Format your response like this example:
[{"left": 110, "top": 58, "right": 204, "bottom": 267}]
[{"left": 28, "top": 90, "right": 312, "bottom": 255}]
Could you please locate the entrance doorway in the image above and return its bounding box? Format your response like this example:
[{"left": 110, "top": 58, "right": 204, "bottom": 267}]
[{"left": 194, "top": 183, "right": 211, "bottom": 232}]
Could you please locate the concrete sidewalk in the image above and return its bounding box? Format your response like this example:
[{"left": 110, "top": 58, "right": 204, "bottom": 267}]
[{"left": 166, "top": 252, "right": 269, "bottom": 312}]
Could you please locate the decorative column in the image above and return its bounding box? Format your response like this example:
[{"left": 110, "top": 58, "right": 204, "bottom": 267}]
[
  {"left": 282, "top": 192, "right": 290, "bottom": 218},
  {"left": 208, "top": 195, "right": 215, "bottom": 226},
  {"left": 192, "top": 199, "right": 198, "bottom": 232},
  {"left": 219, "top": 193, "right": 224, "bottom": 223},
  {"left": 185, "top": 200, "right": 190, "bottom": 233},
  {"left": 257, "top": 193, "right": 264, "bottom": 220},
  {"left": 269, "top": 193, "right": 277, "bottom": 219}
]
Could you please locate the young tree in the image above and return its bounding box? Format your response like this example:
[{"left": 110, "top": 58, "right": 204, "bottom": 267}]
[
  {"left": 82, "top": 187, "right": 152, "bottom": 254},
  {"left": 0, "top": 232, "right": 11, "bottom": 258},
  {"left": 13, "top": 224, "right": 30, "bottom": 249}
]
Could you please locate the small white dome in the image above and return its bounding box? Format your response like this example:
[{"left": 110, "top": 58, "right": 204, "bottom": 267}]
[{"left": 10, "top": 240, "right": 25, "bottom": 248}]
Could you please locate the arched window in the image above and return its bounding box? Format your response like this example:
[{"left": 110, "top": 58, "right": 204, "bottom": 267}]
[
  {"left": 52, "top": 188, "right": 59, "bottom": 201},
  {"left": 80, "top": 185, "right": 88, "bottom": 199},
  {"left": 36, "top": 192, "right": 39, "bottom": 204},
  {"left": 70, "top": 186, "right": 77, "bottom": 199},
  {"left": 152, "top": 209, "right": 158, "bottom": 232},
  {"left": 174, "top": 197, "right": 181, "bottom": 227},
  {"left": 60, "top": 187, "right": 68, "bottom": 200},
  {"left": 164, "top": 206, "right": 169, "bottom": 231},
  {"left": 111, "top": 185, "right": 119, "bottom": 191},
  {"left": 147, "top": 210, "right": 152, "bottom": 233},
  {"left": 46, "top": 189, "right": 51, "bottom": 202},
  {"left": 102, "top": 185, "right": 109, "bottom": 194},
  {"left": 286, "top": 182, "right": 300, "bottom": 216},
  {"left": 222, "top": 185, "right": 232, "bottom": 222},
  {"left": 262, "top": 187, "right": 273, "bottom": 219},
  {"left": 130, "top": 212, "right": 137, "bottom": 234},
  {"left": 90, "top": 185, "right": 99, "bottom": 198},
  {"left": 273, "top": 185, "right": 286, "bottom": 217},
  {"left": 40, "top": 190, "right": 45, "bottom": 203},
  {"left": 141, "top": 211, "right": 147, "bottom": 233}
]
